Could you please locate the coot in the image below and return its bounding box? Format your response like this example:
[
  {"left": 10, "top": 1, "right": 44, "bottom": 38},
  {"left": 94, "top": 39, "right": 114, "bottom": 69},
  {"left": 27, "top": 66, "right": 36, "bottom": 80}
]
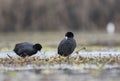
[
  {"left": 13, "top": 42, "right": 42, "bottom": 57},
  {"left": 58, "top": 32, "right": 76, "bottom": 57}
]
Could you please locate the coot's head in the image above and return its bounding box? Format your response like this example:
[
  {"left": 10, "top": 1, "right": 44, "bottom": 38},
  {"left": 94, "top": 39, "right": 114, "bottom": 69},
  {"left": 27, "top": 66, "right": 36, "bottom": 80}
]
[
  {"left": 33, "top": 43, "right": 42, "bottom": 51},
  {"left": 65, "top": 32, "right": 74, "bottom": 38}
]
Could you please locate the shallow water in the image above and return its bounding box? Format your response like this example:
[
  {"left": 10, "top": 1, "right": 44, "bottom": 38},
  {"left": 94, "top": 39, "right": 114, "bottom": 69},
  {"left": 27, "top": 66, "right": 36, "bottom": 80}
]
[
  {"left": 1, "top": 50, "right": 120, "bottom": 58},
  {"left": 0, "top": 64, "right": 119, "bottom": 71},
  {"left": 0, "top": 69, "right": 120, "bottom": 81}
]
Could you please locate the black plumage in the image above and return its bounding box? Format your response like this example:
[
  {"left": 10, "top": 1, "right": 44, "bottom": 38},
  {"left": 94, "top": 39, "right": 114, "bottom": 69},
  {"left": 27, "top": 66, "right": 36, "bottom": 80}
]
[
  {"left": 13, "top": 42, "right": 42, "bottom": 57},
  {"left": 58, "top": 32, "right": 76, "bottom": 57}
]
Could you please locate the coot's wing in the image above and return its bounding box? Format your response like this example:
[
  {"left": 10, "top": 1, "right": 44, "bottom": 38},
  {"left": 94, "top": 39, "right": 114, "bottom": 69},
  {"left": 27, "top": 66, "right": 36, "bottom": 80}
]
[
  {"left": 13, "top": 42, "right": 33, "bottom": 53},
  {"left": 71, "top": 38, "right": 77, "bottom": 50},
  {"left": 13, "top": 43, "right": 22, "bottom": 53},
  {"left": 58, "top": 38, "right": 76, "bottom": 56},
  {"left": 58, "top": 39, "right": 71, "bottom": 55}
]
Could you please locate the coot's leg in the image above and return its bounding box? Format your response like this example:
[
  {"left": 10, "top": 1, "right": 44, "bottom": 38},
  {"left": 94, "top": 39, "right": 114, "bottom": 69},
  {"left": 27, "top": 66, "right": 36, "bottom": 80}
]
[
  {"left": 66, "top": 56, "right": 70, "bottom": 63},
  {"left": 20, "top": 52, "right": 28, "bottom": 58}
]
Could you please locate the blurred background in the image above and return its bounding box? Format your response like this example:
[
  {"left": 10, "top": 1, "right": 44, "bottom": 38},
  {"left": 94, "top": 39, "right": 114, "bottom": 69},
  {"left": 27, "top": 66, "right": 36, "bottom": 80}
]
[
  {"left": 0, "top": 0, "right": 119, "bottom": 32},
  {"left": 0, "top": 0, "right": 120, "bottom": 50}
]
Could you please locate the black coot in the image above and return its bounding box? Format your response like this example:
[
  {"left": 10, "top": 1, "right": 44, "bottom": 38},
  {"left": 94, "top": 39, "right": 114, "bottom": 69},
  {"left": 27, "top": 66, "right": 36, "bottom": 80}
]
[
  {"left": 58, "top": 32, "right": 76, "bottom": 57},
  {"left": 13, "top": 42, "right": 42, "bottom": 57}
]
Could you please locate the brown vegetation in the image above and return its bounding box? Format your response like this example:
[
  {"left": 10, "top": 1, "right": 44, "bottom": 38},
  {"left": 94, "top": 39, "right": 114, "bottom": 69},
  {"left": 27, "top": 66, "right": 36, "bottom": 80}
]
[
  {"left": 0, "top": 0, "right": 119, "bottom": 32},
  {"left": 0, "top": 55, "right": 120, "bottom": 67}
]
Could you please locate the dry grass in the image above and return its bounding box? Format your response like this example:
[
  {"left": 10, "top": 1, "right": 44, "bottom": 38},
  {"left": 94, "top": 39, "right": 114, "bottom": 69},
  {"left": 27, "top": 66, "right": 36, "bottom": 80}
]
[{"left": 0, "top": 54, "right": 120, "bottom": 68}]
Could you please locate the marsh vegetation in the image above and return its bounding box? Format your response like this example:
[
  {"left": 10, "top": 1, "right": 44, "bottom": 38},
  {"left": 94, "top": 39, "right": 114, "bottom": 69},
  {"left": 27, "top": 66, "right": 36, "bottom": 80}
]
[{"left": 0, "top": 32, "right": 120, "bottom": 81}]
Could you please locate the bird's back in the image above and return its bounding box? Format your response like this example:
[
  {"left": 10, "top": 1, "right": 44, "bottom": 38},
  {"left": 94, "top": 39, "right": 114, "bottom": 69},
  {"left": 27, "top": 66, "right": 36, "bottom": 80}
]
[
  {"left": 58, "top": 38, "right": 76, "bottom": 56},
  {"left": 13, "top": 42, "right": 35, "bottom": 56}
]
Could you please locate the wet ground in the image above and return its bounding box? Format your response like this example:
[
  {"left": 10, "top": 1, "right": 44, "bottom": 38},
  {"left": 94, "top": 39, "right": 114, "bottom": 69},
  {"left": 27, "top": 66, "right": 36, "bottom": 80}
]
[
  {"left": 0, "top": 50, "right": 119, "bottom": 81},
  {"left": 0, "top": 32, "right": 120, "bottom": 81}
]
